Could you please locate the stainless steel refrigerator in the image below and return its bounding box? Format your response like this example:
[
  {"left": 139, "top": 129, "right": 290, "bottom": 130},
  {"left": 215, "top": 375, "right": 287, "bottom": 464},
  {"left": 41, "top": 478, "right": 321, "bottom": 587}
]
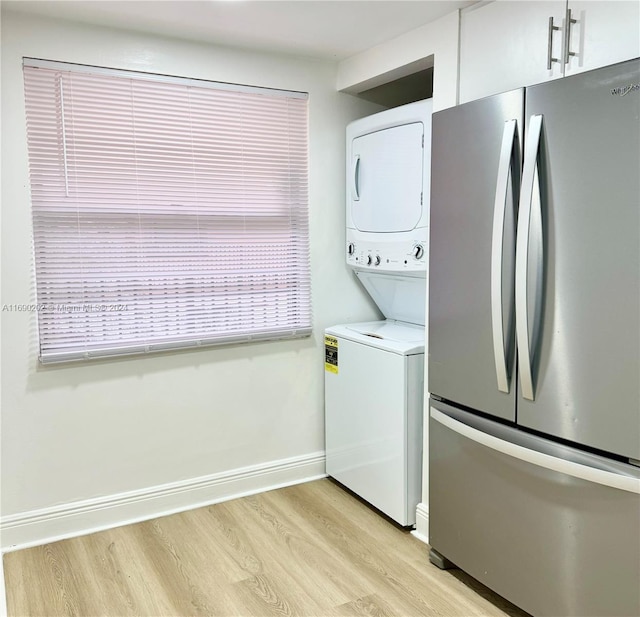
[{"left": 428, "top": 59, "right": 640, "bottom": 617}]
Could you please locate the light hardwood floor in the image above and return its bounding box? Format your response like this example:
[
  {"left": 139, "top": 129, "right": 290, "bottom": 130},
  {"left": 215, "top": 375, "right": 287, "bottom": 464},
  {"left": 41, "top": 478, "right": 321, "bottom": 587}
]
[{"left": 4, "top": 479, "right": 529, "bottom": 616}]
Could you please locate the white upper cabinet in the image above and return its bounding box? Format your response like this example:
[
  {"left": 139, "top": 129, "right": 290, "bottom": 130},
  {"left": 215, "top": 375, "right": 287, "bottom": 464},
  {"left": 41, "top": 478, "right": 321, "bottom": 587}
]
[
  {"left": 460, "top": 1, "right": 565, "bottom": 103},
  {"left": 460, "top": 1, "right": 640, "bottom": 103},
  {"left": 563, "top": 1, "right": 640, "bottom": 76}
]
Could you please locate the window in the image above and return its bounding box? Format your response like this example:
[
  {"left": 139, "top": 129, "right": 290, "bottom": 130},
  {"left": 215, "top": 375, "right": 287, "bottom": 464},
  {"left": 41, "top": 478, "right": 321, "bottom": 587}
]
[{"left": 22, "top": 59, "right": 311, "bottom": 363}]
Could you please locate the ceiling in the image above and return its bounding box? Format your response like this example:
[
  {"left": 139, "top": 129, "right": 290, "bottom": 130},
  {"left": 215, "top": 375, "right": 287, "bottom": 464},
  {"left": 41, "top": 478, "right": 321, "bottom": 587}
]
[{"left": 4, "top": 1, "right": 475, "bottom": 61}]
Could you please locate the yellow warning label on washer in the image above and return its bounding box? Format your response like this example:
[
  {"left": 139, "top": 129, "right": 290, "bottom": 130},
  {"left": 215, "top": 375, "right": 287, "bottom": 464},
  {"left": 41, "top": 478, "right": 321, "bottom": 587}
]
[{"left": 324, "top": 335, "right": 338, "bottom": 374}]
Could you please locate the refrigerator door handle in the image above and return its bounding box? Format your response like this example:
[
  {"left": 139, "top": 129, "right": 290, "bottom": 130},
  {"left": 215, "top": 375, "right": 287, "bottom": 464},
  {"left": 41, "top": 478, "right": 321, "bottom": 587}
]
[
  {"left": 351, "top": 154, "right": 361, "bottom": 201},
  {"left": 516, "top": 114, "right": 543, "bottom": 401},
  {"left": 431, "top": 407, "right": 640, "bottom": 494},
  {"left": 491, "top": 119, "right": 517, "bottom": 393}
]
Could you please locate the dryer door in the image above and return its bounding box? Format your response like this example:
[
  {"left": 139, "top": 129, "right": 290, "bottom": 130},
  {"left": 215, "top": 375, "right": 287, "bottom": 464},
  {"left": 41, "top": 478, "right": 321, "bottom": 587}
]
[{"left": 351, "top": 122, "right": 424, "bottom": 233}]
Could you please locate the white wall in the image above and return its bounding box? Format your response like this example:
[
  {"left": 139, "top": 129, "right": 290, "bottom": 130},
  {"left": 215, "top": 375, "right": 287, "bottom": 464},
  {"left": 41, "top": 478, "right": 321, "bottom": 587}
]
[
  {"left": 337, "top": 10, "right": 460, "bottom": 112},
  {"left": 0, "top": 9, "right": 382, "bottom": 548}
]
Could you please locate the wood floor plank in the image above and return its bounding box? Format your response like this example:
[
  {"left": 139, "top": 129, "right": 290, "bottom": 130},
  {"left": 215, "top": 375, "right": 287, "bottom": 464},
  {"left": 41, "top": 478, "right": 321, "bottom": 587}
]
[
  {"left": 126, "top": 517, "right": 241, "bottom": 616},
  {"left": 177, "top": 507, "right": 252, "bottom": 585},
  {"left": 205, "top": 499, "right": 328, "bottom": 616},
  {"left": 333, "top": 593, "right": 397, "bottom": 617},
  {"left": 78, "top": 526, "right": 177, "bottom": 616},
  {"left": 230, "top": 573, "right": 307, "bottom": 617},
  {"left": 4, "top": 479, "right": 529, "bottom": 617},
  {"left": 240, "top": 492, "right": 373, "bottom": 607}
]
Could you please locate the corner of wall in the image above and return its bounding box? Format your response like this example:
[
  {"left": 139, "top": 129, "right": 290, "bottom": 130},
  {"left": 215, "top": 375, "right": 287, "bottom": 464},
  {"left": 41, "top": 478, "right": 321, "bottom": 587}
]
[{"left": 336, "top": 9, "right": 461, "bottom": 112}]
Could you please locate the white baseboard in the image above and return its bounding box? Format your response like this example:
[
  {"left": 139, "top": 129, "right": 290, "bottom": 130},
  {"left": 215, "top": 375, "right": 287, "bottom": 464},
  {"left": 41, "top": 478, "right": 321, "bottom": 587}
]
[
  {"left": 410, "top": 501, "right": 429, "bottom": 544},
  {"left": 1, "top": 451, "right": 326, "bottom": 553}
]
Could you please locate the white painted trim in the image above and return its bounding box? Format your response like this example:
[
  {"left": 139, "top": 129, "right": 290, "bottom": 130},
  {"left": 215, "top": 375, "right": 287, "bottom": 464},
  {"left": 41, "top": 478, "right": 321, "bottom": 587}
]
[
  {"left": 411, "top": 502, "right": 429, "bottom": 544},
  {"left": 1, "top": 451, "right": 326, "bottom": 552}
]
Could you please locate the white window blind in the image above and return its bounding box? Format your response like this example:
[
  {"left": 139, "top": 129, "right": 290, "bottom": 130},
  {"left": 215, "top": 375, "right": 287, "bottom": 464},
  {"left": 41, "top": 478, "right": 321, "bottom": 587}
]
[{"left": 22, "top": 59, "right": 311, "bottom": 363}]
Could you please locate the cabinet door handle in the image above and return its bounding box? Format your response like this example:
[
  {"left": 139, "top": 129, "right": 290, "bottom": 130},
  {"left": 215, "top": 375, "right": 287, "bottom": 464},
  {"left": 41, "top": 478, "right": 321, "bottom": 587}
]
[
  {"left": 563, "top": 8, "right": 577, "bottom": 64},
  {"left": 546, "top": 16, "right": 560, "bottom": 70}
]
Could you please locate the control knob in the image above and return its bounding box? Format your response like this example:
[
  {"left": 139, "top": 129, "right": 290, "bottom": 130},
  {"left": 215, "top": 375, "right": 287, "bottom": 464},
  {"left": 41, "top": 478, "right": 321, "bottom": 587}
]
[
  {"left": 413, "top": 244, "right": 424, "bottom": 260},
  {"left": 347, "top": 242, "right": 355, "bottom": 256},
  {"left": 374, "top": 255, "right": 381, "bottom": 266},
  {"left": 366, "top": 255, "right": 373, "bottom": 266}
]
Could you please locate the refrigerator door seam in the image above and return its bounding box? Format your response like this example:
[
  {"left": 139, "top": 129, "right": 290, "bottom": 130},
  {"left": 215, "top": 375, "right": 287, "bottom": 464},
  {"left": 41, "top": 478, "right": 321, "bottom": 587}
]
[{"left": 515, "top": 114, "right": 544, "bottom": 401}]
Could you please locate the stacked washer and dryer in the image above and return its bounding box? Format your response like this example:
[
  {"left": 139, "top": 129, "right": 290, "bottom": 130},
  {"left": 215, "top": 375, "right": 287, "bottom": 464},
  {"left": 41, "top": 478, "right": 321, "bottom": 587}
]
[{"left": 325, "top": 100, "right": 432, "bottom": 526}]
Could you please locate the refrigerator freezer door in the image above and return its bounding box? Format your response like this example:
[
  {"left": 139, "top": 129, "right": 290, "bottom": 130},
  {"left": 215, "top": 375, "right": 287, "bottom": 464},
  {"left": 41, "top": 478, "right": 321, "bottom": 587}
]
[
  {"left": 517, "top": 59, "right": 640, "bottom": 460},
  {"left": 429, "top": 399, "right": 640, "bottom": 617},
  {"left": 429, "top": 89, "right": 523, "bottom": 421}
]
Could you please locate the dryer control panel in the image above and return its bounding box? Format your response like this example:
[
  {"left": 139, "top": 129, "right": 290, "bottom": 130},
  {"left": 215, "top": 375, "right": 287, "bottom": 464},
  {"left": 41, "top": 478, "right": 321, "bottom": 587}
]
[{"left": 346, "top": 233, "right": 427, "bottom": 273}]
